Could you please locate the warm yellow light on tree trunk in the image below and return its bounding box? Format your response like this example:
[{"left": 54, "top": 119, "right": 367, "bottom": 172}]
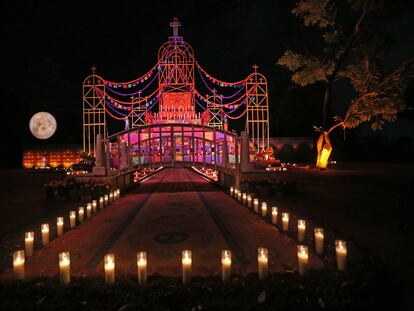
[{"left": 316, "top": 131, "right": 332, "bottom": 169}]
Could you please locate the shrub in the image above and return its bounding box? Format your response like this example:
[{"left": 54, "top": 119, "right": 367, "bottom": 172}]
[{"left": 44, "top": 177, "right": 111, "bottom": 201}]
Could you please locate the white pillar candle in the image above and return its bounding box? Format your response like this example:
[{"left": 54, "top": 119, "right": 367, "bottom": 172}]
[
  {"left": 13, "top": 250, "right": 25, "bottom": 280},
  {"left": 109, "top": 192, "right": 114, "bottom": 203},
  {"left": 297, "top": 219, "right": 306, "bottom": 242},
  {"left": 242, "top": 193, "right": 247, "bottom": 205},
  {"left": 237, "top": 191, "right": 242, "bottom": 202},
  {"left": 335, "top": 240, "right": 347, "bottom": 271},
  {"left": 233, "top": 189, "right": 238, "bottom": 199},
  {"left": 257, "top": 247, "right": 269, "bottom": 280},
  {"left": 59, "top": 252, "right": 71, "bottom": 284},
  {"left": 78, "top": 207, "right": 84, "bottom": 222},
  {"left": 99, "top": 197, "right": 104, "bottom": 209},
  {"left": 261, "top": 202, "right": 267, "bottom": 217},
  {"left": 182, "top": 250, "right": 192, "bottom": 284},
  {"left": 104, "top": 253, "right": 115, "bottom": 284},
  {"left": 25, "top": 231, "right": 34, "bottom": 257},
  {"left": 314, "top": 228, "right": 324, "bottom": 255},
  {"left": 57, "top": 217, "right": 64, "bottom": 237},
  {"left": 86, "top": 203, "right": 92, "bottom": 218},
  {"left": 221, "top": 250, "right": 232, "bottom": 282},
  {"left": 247, "top": 195, "right": 252, "bottom": 208},
  {"left": 271, "top": 207, "right": 278, "bottom": 225},
  {"left": 297, "top": 245, "right": 309, "bottom": 276},
  {"left": 137, "top": 251, "right": 147, "bottom": 285},
  {"left": 116, "top": 189, "right": 120, "bottom": 199},
  {"left": 70, "top": 211, "right": 76, "bottom": 228},
  {"left": 282, "top": 213, "right": 289, "bottom": 232},
  {"left": 253, "top": 199, "right": 259, "bottom": 213},
  {"left": 104, "top": 194, "right": 109, "bottom": 206},
  {"left": 92, "top": 200, "right": 97, "bottom": 213},
  {"left": 41, "top": 223, "right": 49, "bottom": 246},
  {"left": 230, "top": 186, "right": 234, "bottom": 196}
]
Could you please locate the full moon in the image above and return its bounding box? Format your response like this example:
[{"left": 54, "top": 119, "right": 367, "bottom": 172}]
[{"left": 29, "top": 112, "right": 57, "bottom": 139}]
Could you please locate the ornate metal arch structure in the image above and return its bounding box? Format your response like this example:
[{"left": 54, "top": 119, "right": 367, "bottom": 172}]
[
  {"left": 245, "top": 66, "right": 269, "bottom": 152},
  {"left": 207, "top": 89, "right": 223, "bottom": 129},
  {"left": 82, "top": 68, "right": 106, "bottom": 156},
  {"left": 82, "top": 18, "right": 270, "bottom": 157}
]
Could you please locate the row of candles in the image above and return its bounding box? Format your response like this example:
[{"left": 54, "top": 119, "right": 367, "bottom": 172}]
[
  {"left": 12, "top": 248, "right": 291, "bottom": 283},
  {"left": 19, "top": 189, "right": 121, "bottom": 261},
  {"left": 229, "top": 186, "right": 347, "bottom": 273},
  {"left": 11, "top": 184, "right": 347, "bottom": 282}
]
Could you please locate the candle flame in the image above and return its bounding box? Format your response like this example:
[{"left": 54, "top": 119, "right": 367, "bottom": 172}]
[
  {"left": 336, "top": 240, "right": 347, "bottom": 250},
  {"left": 315, "top": 227, "right": 324, "bottom": 236},
  {"left": 298, "top": 245, "right": 308, "bottom": 255}
]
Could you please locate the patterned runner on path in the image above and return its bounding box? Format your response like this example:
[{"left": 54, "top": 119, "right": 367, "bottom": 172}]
[{"left": 1, "top": 168, "right": 322, "bottom": 279}]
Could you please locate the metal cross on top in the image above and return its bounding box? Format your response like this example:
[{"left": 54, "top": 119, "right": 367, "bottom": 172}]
[{"left": 170, "top": 17, "right": 181, "bottom": 37}]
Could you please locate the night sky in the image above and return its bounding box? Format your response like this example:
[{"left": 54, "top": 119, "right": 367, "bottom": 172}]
[{"left": 1, "top": 0, "right": 413, "bottom": 167}]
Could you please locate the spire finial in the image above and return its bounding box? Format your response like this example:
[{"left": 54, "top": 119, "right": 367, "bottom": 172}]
[{"left": 170, "top": 17, "right": 181, "bottom": 37}]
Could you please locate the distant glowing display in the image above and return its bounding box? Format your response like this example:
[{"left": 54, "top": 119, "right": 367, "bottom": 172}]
[{"left": 23, "top": 149, "right": 82, "bottom": 169}]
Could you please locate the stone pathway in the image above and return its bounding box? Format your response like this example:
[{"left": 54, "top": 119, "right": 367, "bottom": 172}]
[{"left": 1, "top": 167, "right": 322, "bottom": 279}]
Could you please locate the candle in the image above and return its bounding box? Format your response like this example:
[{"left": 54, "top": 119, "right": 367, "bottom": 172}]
[
  {"left": 242, "top": 193, "right": 247, "bottom": 205},
  {"left": 297, "top": 245, "right": 309, "bottom": 276},
  {"left": 257, "top": 247, "right": 269, "bottom": 280},
  {"left": 86, "top": 203, "right": 92, "bottom": 218},
  {"left": 247, "top": 195, "right": 252, "bottom": 208},
  {"left": 314, "top": 228, "right": 324, "bottom": 255},
  {"left": 25, "top": 231, "right": 34, "bottom": 257},
  {"left": 41, "top": 223, "right": 49, "bottom": 246},
  {"left": 109, "top": 192, "right": 114, "bottom": 203},
  {"left": 116, "top": 189, "right": 120, "bottom": 199},
  {"left": 104, "top": 194, "right": 109, "bottom": 206},
  {"left": 137, "top": 251, "right": 147, "bottom": 285},
  {"left": 233, "top": 189, "right": 238, "bottom": 199},
  {"left": 70, "top": 211, "right": 76, "bottom": 228},
  {"left": 104, "top": 254, "right": 115, "bottom": 284},
  {"left": 13, "top": 250, "right": 25, "bottom": 280},
  {"left": 57, "top": 217, "right": 64, "bottom": 237},
  {"left": 78, "top": 207, "right": 85, "bottom": 222},
  {"left": 237, "top": 191, "right": 242, "bottom": 202},
  {"left": 221, "top": 250, "right": 232, "bottom": 282},
  {"left": 92, "top": 200, "right": 97, "bottom": 213},
  {"left": 59, "top": 252, "right": 71, "bottom": 284},
  {"left": 261, "top": 202, "right": 267, "bottom": 217},
  {"left": 182, "top": 250, "right": 192, "bottom": 284},
  {"left": 335, "top": 240, "right": 347, "bottom": 271},
  {"left": 271, "top": 207, "right": 278, "bottom": 225},
  {"left": 99, "top": 197, "right": 104, "bottom": 209},
  {"left": 230, "top": 186, "right": 234, "bottom": 196},
  {"left": 253, "top": 198, "right": 259, "bottom": 213},
  {"left": 297, "top": 219, "right": 306, "bottom": 242},
  {"left": 282, "top": 213, "right": 289, "bottom": 232}
]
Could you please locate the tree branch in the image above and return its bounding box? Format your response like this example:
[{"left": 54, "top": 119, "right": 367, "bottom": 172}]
[{"left": 328, "top": 121, "right": 344, "bottom": 134}]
